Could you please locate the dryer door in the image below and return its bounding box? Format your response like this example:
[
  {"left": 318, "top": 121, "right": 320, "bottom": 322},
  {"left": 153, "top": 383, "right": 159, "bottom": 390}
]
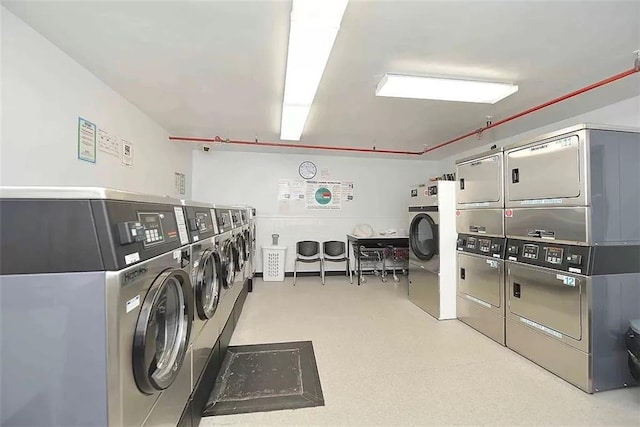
[
  {"left": 409, "top": 212, "right": 439, "bottom": 262},
  {"left": 133, "top": 268, "right": 192, "bottom": 394},
  {"left": 194, "top": 249, "right": 221, "bottom": 320}
]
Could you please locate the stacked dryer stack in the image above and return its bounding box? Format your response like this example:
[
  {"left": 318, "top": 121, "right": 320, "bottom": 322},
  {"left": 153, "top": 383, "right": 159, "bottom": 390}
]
[
  {"left": 455, "top": 149, "right": 507, "bottom": 345},
  {"left": 503, "top": 124, "right": 640, "bottom": 393}
]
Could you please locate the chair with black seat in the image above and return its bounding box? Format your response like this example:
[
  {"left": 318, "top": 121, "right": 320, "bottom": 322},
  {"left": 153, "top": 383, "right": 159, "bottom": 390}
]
[
  {"left": 293, "top": 240, "right": 324, "bottom": 285},
  {"left": 322, "top": 240, "right": 352, "bottom": 284}
]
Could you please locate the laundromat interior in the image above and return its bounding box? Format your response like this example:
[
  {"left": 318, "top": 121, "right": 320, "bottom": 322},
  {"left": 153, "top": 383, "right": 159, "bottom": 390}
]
[{"left": 1, "top": 1, "right": 640, "bottom": 426}]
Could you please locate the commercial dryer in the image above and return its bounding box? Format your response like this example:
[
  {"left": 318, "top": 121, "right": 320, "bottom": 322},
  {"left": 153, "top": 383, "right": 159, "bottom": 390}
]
[
  {"left": 0, "top": 187, "right": 193, "bottom": 426},
  {"left": 455, "top": 149, "right": 507, "bottom": 345},
  {"left": 408, "top": 181, "right": 457, "bottom": 320},
  {"left": 502, "top": 124, "right": 640, "bottom": 393}
]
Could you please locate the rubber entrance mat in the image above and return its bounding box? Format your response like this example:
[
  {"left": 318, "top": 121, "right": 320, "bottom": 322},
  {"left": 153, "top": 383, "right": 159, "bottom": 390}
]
[{"left": 203, "top": 341, "right": 324, "bottom": 416}]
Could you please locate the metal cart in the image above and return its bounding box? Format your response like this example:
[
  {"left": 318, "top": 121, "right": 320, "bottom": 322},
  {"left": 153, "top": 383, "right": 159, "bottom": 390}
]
[{"left": 347, "top": 234, "right": 409, "bottom": 285}]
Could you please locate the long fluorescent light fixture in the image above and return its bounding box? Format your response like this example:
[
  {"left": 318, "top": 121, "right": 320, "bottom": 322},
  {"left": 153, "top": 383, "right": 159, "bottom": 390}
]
[
  {"left": 376, "top": 74, "right": 518, "bottom": 104},
  {"left": 280, "top": 0, "right": 348, "bottom": 140}
]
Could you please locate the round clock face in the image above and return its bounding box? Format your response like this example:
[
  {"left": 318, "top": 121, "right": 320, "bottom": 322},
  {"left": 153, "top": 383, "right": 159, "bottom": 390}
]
[{"left": 299, "top": 161, "right": 317, "bottom": 180}]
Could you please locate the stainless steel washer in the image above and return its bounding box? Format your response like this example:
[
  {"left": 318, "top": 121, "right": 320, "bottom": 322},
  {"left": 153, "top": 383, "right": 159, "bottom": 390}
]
[{"left": 0, "top": 187, "right": 193, "bottom": 426}]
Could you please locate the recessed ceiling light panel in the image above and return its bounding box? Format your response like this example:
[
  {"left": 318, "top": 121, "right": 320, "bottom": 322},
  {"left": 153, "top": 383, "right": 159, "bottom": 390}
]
[{"left": 375, "top": 74, "right": 518, "bottom": 104}]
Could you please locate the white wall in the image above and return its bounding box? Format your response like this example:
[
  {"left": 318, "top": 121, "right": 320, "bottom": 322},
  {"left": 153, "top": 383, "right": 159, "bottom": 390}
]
[
  {"left": 0, "top": 8, "right": 192, "bottom": 197},
  {"left": 438, "top": 95, "right": 640, "bottom": 173},
  {"left": 191, "top": 150, "right": 438, "bottom": 272}
]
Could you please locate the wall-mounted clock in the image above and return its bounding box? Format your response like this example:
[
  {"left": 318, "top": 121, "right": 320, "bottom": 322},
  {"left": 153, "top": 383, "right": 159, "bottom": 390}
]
[{"left": 298, "top": 161, "right": 317, "bottom": 180}]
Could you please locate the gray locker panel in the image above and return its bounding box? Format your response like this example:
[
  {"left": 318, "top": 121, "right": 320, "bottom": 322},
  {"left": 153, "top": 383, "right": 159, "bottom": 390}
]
[{"left": 589, "top": 129, "right": 640, "bottom": 244}]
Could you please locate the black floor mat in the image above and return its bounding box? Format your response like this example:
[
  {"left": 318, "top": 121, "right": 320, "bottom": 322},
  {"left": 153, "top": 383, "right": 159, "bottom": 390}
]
[{"left": 203, "top": 341, "right": 324, "bottom": 416}]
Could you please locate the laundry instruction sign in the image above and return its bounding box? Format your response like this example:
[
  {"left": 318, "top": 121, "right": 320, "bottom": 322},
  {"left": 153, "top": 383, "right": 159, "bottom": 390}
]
[{"left": 305, "top": 180, "right": 342, "bottom": 210}]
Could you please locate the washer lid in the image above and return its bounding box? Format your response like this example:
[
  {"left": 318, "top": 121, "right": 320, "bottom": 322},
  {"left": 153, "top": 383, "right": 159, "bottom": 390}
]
[{"left": 631, "top": 319, "right": 640, "bottom": 334}]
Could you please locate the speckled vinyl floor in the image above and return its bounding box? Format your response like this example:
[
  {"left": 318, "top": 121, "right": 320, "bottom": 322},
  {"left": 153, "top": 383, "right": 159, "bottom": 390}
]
[{"left": 200, "top": 276, "right": 640, "bottom": 426}]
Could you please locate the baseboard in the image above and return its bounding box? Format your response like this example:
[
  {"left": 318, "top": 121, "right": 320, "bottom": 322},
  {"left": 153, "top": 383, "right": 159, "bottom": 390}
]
[{"left": 254, "top": 271, "right": 349, "bottom": 278}]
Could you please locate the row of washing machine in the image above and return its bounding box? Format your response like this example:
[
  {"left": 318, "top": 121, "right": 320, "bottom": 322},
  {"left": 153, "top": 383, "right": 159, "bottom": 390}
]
[
  {"left": 454, "top": 124, "right": 640, "bottom": 393},
  {"left": 0, "top": 187, "right": 256, "bottom": 427}
]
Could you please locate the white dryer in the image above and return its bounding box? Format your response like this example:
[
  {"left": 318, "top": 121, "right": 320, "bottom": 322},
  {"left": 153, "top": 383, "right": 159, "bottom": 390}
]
[{"left": 408, "top": 181, "right": 457, "bottom": 320}]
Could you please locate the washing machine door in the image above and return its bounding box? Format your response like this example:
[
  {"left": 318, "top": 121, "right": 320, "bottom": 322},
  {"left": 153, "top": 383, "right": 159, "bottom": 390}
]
[
  {"left": 221, "top": 240, "right": 236, "bottom": 288},
  {"left": 409, "top": 212, "right": 439, "bottom": 262},
  {"left": 194, "top": 249, "right": 221, "bottom": 320},
  {"left": 234, "top": 235, "right": 246, "bottom": 272},
  {"left": 133, "top": 268, "right": 192, "bottom": 395}
]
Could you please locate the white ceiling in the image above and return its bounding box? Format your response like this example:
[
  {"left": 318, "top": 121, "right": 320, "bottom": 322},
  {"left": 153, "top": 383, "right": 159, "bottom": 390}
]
[{"left": 4, "top": 0, "right": 640, "bottom": 159}]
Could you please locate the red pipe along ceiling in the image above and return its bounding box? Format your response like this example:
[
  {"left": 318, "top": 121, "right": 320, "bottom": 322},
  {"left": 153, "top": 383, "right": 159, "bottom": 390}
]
[{"left": 169, "top": 66, "right": 640, "bottom": 156}]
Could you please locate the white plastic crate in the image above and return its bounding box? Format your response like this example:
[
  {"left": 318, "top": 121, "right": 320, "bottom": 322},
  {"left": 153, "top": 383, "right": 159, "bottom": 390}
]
[{"left": 262, "top": 246, "right": 286, "bottom": 281}]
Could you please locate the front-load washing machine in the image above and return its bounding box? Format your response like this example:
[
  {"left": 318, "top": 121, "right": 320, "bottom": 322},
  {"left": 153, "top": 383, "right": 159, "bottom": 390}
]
[
  {"left": 214, "top": 206, "right": 238, "bottom": 330},
  {"left": 0, "top": 187, "right": 193, "bottom": 427},
  {"left": 182, "top": 200, "right": 222, "bottom": 392},
  {"left": 408, "top": 181, "right": 457, "bottom": 320}
]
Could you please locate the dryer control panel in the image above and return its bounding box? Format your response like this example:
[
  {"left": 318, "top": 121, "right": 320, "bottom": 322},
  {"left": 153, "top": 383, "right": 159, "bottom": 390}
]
[
  {"left": 457, "top": 234, "right": 506, "bottom": 259},
  {"left": 505, "top": 239, "right": 591, "bottom": 274}
]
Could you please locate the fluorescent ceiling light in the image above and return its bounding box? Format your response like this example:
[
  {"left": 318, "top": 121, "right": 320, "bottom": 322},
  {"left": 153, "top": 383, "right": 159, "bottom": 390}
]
[
  {"left": 375, "top": 74, "right": 518, "bottom": 104},
  {"left": 280, "top": 104, "right": 311, "bottom": 141},
  {"left": 280, "top": 0, "right": 348, "bottom": 141}
]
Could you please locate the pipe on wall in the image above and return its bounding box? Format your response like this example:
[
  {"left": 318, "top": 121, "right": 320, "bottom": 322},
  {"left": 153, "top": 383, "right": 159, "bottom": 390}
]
[{"left": 170, "top": 67, "right": 640, "bottom": 156}]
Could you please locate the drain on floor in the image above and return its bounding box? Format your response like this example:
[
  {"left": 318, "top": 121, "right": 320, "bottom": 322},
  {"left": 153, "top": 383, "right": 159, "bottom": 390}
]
[{"left": 203, "top": 341, "right": 324, "bottom": 416}]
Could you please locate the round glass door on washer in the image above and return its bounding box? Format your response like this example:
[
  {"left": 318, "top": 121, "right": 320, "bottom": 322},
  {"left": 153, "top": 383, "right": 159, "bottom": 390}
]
[
  {"left": 194, "top": 249, "right": 221, "bottom": 321},
  {"left": 133, "top": 269, "right": 192, "bottom": 394}
]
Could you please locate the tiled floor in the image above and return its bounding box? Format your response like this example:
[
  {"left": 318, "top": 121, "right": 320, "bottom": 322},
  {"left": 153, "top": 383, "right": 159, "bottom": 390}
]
[{"left": 201, "top": 276, "right": 640, "bottom": 426}]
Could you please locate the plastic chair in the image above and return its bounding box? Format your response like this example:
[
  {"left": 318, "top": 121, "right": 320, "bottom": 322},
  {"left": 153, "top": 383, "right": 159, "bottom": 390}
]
[
  {"left": 293, "top": 241, "right": 324, "bottom": 285},
  {"left": 322, "top": 241, "right": 352, "bottom": 284}
]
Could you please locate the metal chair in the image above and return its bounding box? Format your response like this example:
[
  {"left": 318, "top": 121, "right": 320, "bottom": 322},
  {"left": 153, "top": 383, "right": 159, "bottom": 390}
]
[
  {"left": 293, "top": 241, "right": 324, "bottom": 285},
  {"left": 322, "top": 240, "right": 352, "bottom": 284}
]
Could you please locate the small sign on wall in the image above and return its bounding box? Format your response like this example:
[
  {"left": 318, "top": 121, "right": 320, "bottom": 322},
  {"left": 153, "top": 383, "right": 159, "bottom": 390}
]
[
  {"left": 122, "top": 139, "right": 134, "bottom": 166},
  {"left": 98, "top": 128, "right": 120, "bottom": 157},
  {"left": 77, "top": 117, "right": 97, "bottom": 163}
]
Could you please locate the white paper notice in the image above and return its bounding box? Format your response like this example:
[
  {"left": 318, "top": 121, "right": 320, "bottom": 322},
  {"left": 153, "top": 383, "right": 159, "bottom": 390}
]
[
  {"left": 122, "top": 139, "right": 134, "bottom": 166},
  {"left": 278, "top": 179, "right": 291, "bottom": 200},
  {"left": 98, "top": 128, "right": 120, "bottom": 157},
  {"left": 210, "top": 209, "right": 219, "bottom": 234},
  {"left": 291, "top": 180, "right": 306, "bottom": 200},
  {"left": 173, "top": 207, "right": 189, "bottom": 245},
  {"left": 78, "top": 117, "right": 97, "bottom": 163},
  {"left": 126, "top": 295, "right": 140, "bottom": 313},
  {"left": 175, "top": 172, "right": 186, "bottom": 195},
  {"left": 305, "top": 180, "right": 342, "bottom": 210},
  {"left": 342, "top": 181, "right": 354, "bottom": 202}
]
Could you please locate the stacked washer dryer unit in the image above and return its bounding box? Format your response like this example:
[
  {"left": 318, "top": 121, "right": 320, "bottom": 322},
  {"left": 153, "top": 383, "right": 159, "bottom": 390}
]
[
  {"left": 181, "top": 201, "right": 222, "bottom": 395},
  {"left": 0, "top": 187, "right": 193, "bottom": 426},
  {"left": 455, "top": 150, "right": 507, "bottom": 345},
  {"left": 503, "top": 124, "right": 640, "bottom": 393},
  {"left": 408, "top": 181, "right": 457, "bottom": 320}
]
